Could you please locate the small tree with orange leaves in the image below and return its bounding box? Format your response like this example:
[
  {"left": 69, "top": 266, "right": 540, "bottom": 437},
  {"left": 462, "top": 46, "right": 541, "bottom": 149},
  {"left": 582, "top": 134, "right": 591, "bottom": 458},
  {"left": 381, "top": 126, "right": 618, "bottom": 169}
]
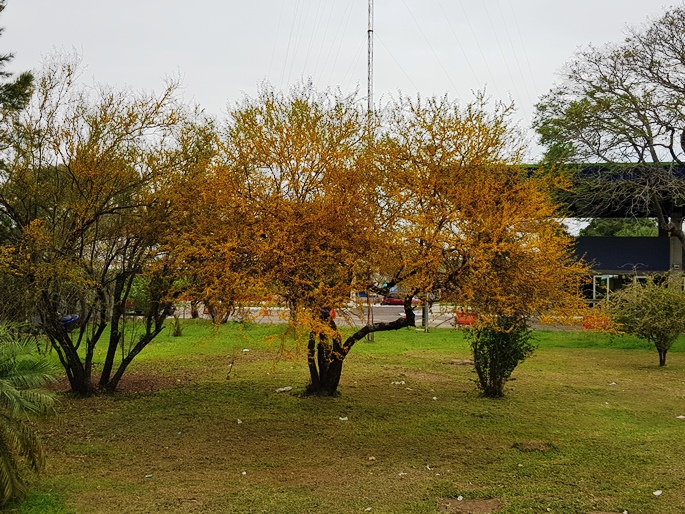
[
  {"left": 0, "top": 56, "right": 213, "bottom": 395},
  {"left": 377, "top": 94, "right": 588, "bottom": 397},
  {"left": 177, "top": 83, "right": 401, "bottom": 395},
  {"left": 455, "top": 165, "right": 588, "bottom": 397}
]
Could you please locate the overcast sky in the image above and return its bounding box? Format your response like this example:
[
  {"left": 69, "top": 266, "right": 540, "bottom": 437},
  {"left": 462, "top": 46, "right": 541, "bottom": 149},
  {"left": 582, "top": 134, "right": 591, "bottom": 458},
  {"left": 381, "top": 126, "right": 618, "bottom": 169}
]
[{"left": 3, "top": 1, "right": 682, "bottom": 160}]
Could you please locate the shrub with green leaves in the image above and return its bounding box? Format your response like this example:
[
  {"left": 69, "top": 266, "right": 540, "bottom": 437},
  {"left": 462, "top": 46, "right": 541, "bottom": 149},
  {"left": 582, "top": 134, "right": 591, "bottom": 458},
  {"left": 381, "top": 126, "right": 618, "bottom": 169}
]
[
  {"left": 608, "top": 276, "right": 685, "bottom": 366},
  {"left": 0, "top": 323, "right": 56, "bottom": 507},
  {"left": 468, "top": 315, "right": 535, "bottom": 398}
]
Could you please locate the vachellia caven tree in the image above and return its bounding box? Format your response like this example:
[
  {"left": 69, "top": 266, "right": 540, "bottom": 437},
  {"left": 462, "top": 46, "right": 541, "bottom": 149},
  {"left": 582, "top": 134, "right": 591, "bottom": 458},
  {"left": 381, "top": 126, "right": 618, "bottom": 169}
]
[
  {"left": 534, "top": 4, "right": 685, "bottom": 245},
  {"left": 174, "top": 83, "right": 403, "bottom": 396},
  {"left": 456, "top": 166, "right": 589, "bottom": 397},
  {"left": 378, "top": 93, "right": 589, "bottom": 398},
  {"left": 607, "top": 276, "right": 685, "bottom": 367},
  {"left": 0, "top": 56, "right": 214, "bottom": 395},
  {"left": 176, "top": 84, "right": 589, "bottom": 396}
]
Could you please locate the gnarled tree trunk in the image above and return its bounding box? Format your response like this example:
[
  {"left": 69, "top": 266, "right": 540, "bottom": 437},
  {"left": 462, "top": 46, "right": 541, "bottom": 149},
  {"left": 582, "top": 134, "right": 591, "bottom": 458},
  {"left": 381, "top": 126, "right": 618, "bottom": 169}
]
[{"left": 306, "top": 300, "right": 417, "bottom": 396}]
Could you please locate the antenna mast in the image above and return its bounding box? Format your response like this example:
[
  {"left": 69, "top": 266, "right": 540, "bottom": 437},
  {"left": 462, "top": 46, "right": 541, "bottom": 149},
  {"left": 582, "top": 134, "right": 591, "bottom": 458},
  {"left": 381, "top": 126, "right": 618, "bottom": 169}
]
[
  {"left": 366, "top": 0, "right": 375, "bottom": 338},
  {"left": 367, "top": 0, "right": 374, "bottom": 113}
]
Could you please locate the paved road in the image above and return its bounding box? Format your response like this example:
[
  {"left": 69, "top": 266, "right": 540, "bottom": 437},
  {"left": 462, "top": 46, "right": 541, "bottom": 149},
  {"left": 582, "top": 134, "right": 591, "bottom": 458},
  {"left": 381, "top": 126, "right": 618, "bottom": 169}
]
[
  {"left": 175, "top": 302, "right": 576, "bottom": 331},
  {"left": 177, "top": 303, "right": 459, "bottom": 329},
  {"left": 341, "top": 304, "right": 457, "bottom": 328}
]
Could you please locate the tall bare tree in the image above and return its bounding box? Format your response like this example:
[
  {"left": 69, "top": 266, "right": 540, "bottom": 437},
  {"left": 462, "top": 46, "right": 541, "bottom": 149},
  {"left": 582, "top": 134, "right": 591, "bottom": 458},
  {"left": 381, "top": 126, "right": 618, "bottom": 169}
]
[{"left": 534, "top": 4, "right": 685, "bottom": 244}]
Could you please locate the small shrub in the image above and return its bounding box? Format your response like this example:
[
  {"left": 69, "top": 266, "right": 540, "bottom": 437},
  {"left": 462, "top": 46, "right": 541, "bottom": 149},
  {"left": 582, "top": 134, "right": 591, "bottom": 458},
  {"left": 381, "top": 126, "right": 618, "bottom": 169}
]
[
  {"left": 607, "top": 275, "right": 685, "bottom": 366},
  {"left": 171, "top": 314, "right": 183, "bottom": 337},
  {"left": 468, "top": 315, "right": 535, "bottom": 398}
]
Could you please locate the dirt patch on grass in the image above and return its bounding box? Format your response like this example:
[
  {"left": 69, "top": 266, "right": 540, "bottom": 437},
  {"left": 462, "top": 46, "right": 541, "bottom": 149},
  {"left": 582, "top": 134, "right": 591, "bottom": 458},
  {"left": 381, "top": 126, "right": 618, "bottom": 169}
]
[
  {"left": 443, "top": 359, "right": 474, "bottom": 366},
  {"left": 512, "top": 441, "right": 556, "bottom": 452},
  {"left": 383, "top": 365, "right": 453, "bottom": 384},
  {"left": 48, "top": 370, "right": 196, "bottom": 395},
  {"left": 438, "top": 498, "right": 503, "bottom": 513},
  {"left": 402, "top": 369, "right": 452, "bottom": 383},
  {"left": 115, "top": 370, "right": 188, "bottom": 393}
]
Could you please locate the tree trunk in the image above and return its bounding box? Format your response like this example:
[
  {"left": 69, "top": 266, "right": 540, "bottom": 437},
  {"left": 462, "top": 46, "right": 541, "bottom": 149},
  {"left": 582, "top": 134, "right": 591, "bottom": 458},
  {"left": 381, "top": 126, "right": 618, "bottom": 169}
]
[
  {"left": 307, "top": 331, "right": 321, "bottom": 391},
  {"left": 104, "top": 334, "right": 150, "bottom": 393},
  {"left": 103, "top": 302, "right": 171, "bottom": 393},
  {"left": 51, "top": 335, "right": 93, "bottom": 396},
  {"left": 306, "top": 351, "right": 343, "bottom": 396},
  {"left": 658, "top": 349, "right": 667, "bottom": 367},
  {"left": 320, "top": 358, "right": 343, "bottom": 395},
  {"left": 305, "top": 298, "right": 417, "bottom": 396},
  {"left": 100, "top": 275, "right": 126, "bottom": 387}
]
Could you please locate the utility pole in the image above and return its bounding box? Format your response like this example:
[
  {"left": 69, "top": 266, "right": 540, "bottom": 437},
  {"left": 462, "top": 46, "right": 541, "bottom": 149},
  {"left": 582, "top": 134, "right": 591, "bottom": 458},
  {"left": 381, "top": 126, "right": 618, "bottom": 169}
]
[{"left": 422, "top": 297, "right": 429, "bottom": 333}]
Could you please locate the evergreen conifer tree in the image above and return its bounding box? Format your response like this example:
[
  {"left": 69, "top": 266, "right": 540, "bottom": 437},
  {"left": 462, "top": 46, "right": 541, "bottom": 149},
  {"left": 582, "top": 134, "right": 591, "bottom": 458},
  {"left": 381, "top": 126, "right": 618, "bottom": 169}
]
[{"left": 0, "top": 0, "right": 32, "bottom": 113}]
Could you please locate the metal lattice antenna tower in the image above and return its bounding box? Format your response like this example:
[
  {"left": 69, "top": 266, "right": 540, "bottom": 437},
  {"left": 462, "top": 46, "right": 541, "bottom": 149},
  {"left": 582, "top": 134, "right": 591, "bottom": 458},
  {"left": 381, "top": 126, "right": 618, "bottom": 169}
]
[
  {"left": 367, "top": 0, "right": 374, "bottom": 114},
  {"left": 366, "top": 0, "right": 375, "bottom": 339}
]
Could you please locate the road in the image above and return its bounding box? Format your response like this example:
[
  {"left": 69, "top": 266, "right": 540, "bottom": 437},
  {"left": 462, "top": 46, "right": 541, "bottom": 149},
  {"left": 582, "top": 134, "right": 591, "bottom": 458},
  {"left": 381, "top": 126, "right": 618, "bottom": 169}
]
[
  {"left": 174, "top": 302, "right": 576, "bottom": 331},
  {"left": 175, "top": 302, "right": 460, "bottom": 329}
]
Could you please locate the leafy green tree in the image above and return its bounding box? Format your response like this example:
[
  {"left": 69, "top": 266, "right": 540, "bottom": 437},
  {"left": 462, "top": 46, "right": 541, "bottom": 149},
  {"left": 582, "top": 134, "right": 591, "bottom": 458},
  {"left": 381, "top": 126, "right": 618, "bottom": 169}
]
[
  {"left": 0, "top": 323, "right": 55, "bottom": 507},
  {"left": 0, "top": 0, "right": 34, "bottom": 322},
  {"left": 579, "top": 218, "right": 658, "bottom": 237},
  {"left": 534, "top": 4, "right": 685, "bottom": 245},
  {"left": 608, "top": 277, "right": 685, "bottom": 366},
  {"left": 0, "top": 1, "right": 32, "bottom": 115}
]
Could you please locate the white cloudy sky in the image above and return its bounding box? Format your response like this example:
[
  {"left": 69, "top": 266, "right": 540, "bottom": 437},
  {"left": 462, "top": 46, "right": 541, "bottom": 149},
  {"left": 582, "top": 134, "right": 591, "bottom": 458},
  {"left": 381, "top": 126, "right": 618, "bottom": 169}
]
[{"left": 3, "top": 1, "right": 682, "bottom": 160}]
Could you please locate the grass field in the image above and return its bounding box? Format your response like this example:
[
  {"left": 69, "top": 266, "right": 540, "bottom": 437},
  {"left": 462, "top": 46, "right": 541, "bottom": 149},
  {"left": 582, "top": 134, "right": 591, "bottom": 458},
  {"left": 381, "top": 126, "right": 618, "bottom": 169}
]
[{"left": 10, "top": 320, "right": 685, "bottom": 514}]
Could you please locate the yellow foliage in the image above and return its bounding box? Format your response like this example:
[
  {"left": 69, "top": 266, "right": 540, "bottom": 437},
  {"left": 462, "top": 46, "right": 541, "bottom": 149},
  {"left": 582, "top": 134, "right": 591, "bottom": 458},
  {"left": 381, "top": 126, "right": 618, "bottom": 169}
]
[
  {"left": 173, "top": 85, "right": 589, "bottom": 331},
  {"left": 168, "top": 85, "right": 590, "bottom": 393}
]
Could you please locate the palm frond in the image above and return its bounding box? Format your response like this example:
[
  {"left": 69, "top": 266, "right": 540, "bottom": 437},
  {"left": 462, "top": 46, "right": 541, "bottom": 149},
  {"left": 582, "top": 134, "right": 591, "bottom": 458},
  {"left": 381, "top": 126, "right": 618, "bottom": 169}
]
[
  {"left": 0, "top": 322, "right": 55, "bottom": 506},
  {"left": 0, "top": 419, "right": 29, "bottom": 506}
]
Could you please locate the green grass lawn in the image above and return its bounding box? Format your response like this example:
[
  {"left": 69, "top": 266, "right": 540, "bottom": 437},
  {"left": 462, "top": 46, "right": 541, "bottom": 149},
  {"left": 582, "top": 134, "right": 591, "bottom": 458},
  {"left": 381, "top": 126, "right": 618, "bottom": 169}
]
[{"left": 11, "top": 321, "right": 685, "bottom": 513}]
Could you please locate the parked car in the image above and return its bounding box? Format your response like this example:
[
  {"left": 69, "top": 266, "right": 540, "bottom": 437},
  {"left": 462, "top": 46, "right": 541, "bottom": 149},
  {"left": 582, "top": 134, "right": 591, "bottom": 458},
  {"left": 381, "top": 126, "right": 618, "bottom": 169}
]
[{"left": 381, "top": 293, "right": 421, "bottom": 306}]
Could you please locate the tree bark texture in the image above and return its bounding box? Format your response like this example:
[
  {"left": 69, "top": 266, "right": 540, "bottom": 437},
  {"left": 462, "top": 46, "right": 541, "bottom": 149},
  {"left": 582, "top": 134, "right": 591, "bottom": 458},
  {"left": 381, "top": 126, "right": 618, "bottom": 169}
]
[{"left": 306, "top": 299, "right": 416, "bottom": 395}]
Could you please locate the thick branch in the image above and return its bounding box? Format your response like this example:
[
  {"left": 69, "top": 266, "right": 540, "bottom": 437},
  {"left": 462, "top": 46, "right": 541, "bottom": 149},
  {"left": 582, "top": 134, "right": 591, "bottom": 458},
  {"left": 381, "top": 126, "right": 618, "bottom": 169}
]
[{"left": 342, "top": 304, "right": 416, "bottom": 355}]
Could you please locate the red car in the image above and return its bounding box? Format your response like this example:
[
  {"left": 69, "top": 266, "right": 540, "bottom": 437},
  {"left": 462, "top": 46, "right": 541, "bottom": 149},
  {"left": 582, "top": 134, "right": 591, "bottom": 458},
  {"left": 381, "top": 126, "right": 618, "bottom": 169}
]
[{"left": 381, "top": 293, "right": 421, "bottom": 306}]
